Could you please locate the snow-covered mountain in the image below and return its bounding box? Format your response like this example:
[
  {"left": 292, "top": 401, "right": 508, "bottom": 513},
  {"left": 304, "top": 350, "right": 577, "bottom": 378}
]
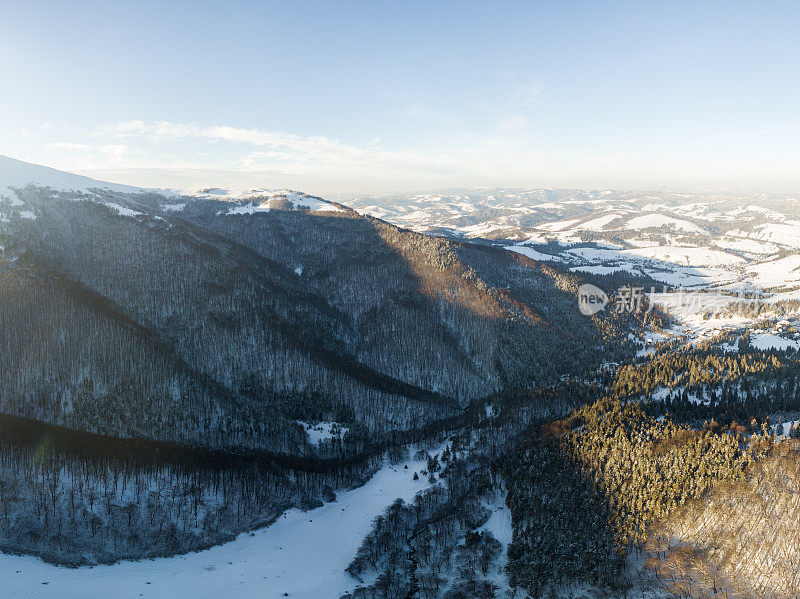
[
  {"left": 0, "top": 156, "right": 348, "bottom": 233},
  {"left": 0, "top": 154, "right": 144, "bottom": 195}
]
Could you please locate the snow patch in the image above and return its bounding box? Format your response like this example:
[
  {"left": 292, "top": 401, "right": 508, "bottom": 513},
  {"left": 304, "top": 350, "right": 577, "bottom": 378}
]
[
  {"left": 749, "top": 333, "right": 800, "bottom": 352},
  {"left": 507, "top": 245, "right": 564, "bottom": 262},
  {"left": 537, "top": 218, "right": 580, "bottom": 232},
  {"left": 224, "top": 195, "right": 343, "bottom": 215},
  {"left": 297, "top": 421, "right": 348, "bottom": 444},
  {"left": 104, "top": 203, "right": 142, "bottom": 218}
]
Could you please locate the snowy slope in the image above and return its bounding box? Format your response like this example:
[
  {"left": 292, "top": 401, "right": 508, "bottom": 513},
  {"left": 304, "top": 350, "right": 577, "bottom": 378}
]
[
  {"left": 748, "top": 223, "right": 800, "bottom": 248},
  {"left": 748, "top": 255, "right": 800, "bottom": 288},
  {"left": 349, "top": 188, "right": 800, "bottom": 298},
  {"left": 0, "top": 155, "right": 143, "bottom": 195},
  {"left": 623, "top": 214, "right": 705, "bottom": 233},
  {"left": 0, "top": 445, "right": 443, "bottom": 599},
  {"left": 576, "top": 213, "right": 623, "bottom": 230}
]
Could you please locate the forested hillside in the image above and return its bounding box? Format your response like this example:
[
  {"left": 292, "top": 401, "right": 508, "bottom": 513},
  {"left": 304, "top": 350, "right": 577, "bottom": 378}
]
[
  {"left": 0, "top": 174, "right": 651, "bottom": 565},
  {"left": 1, "top": 184, "right": 639, "bottom": 455},
  {"left": 501, "top": 361, "right": 800, "bottom": 599}
]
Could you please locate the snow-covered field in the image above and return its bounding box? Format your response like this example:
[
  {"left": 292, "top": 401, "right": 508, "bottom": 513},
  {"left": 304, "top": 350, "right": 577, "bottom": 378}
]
[
  {"left": 748, "top": 254, "right": 800, "bottom": 288},
  {"left": 750, "top": 332, "right": 800, "bottom": 351},
  {"left": 0, "top": 445, "right": 443, "bottom": 599}
]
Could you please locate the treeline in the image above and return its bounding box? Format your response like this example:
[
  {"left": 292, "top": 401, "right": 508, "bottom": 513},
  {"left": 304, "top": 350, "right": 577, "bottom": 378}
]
[
  {"left": 612, "top": 342, "right": 800, "bottom": 428},
  {"left": 345, "top": 442, "right": 504, "bottom": 599},
  {"left": 556, "top": 399, "right": 752, "bottom": 548},
  {"left": 0, "top": 411, "right": 388, "bottom": 566}
]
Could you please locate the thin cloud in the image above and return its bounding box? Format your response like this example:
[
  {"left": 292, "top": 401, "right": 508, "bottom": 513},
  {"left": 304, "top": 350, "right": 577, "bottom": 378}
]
[
  {"left": 28, "top": 116, "right": 800, "bottom": 195},
  {"left": 102, "top": 120, "right": 468, "bottom": 173},
  {"left": 43, "top": 142, "right": 130, "bottom": 170}
]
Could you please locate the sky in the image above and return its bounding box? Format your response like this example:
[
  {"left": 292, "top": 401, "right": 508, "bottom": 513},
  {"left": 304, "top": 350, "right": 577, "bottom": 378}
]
[{"left": 1, "top": 0, "right": 799, "bottom": 196}]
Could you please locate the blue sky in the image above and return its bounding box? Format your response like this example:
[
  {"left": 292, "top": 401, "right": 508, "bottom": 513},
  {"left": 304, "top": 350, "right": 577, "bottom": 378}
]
[{"left": 2, "top": 0, "right": 799, "bottom": 194}]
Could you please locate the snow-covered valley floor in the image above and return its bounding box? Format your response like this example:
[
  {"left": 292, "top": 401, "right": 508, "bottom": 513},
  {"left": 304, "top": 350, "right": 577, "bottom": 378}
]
[{"left": 0, "top": 447, "right": 442, "bottom": 599}]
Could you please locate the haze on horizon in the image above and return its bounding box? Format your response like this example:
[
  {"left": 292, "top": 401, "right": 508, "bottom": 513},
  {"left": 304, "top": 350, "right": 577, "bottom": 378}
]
[{"left": 2, "top": 0, "right": 799, "bottom": 196}]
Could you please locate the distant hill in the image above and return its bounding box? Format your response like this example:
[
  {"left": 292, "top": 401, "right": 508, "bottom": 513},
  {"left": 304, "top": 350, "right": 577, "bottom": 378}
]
[{"left": 348, "top": 188, "right": 800, "bottom": 292}]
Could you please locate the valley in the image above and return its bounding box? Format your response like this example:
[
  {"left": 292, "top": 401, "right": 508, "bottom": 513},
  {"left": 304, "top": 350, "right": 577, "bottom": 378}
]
[{"left": 2, "top": 158, "right": 800, "bottom": 597}]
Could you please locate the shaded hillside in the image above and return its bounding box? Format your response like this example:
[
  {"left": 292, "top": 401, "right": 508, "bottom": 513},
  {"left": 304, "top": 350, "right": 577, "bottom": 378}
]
[
  {"left": 186, "top": 200, "right": 636, "bottom": 397},
  {"left": 0, "top": 265, "right": 305, "bottom": 451},
  {"left": 2, "top": 184, "right": 638, "bottom": 454}
]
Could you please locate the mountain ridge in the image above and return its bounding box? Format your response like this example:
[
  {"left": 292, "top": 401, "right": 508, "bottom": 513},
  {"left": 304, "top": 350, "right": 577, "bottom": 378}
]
[{"left": 0, "top": 156, "right": 638, "bottom": 457}]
